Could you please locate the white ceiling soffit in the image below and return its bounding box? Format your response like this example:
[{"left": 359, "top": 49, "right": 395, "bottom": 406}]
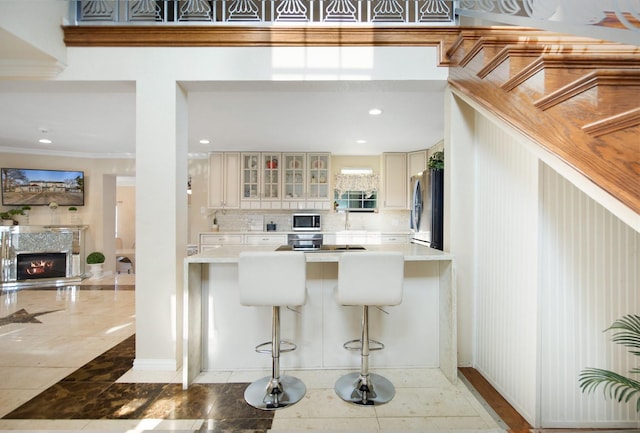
[{"left": 0, "top": 80, "right": 447, "bottom": 159}]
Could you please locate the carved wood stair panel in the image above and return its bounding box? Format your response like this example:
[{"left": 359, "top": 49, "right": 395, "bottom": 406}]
[{"left": 446, "top": 29, "right": 640, "bottom": 215}]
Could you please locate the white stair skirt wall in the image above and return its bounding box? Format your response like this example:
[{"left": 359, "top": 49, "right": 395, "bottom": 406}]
[
  {"left": 539, "top": 164, "right": 640, "bottom": 427},
  {"left": 473, "top": 114, "right": 539, "bottom": 425}
]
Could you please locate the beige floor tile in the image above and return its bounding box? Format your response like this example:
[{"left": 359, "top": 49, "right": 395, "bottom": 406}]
[
  {"left": 0, "top": 366, "right": 76, "bottom": 390},
  {"left": 287, "top": 368, "right": 354, "bottom": 389},
  {"left": 0, "top": 419, "right": 91, "bottom": 429},
  {"left": 0, "top": 389, "right": 43, "bottom": 418},
  {"left": 270, "top": 416, "right": 381, "bottom": 431},
  {"left": 274, "top": 388, "right": 377, "bottom": 419},
  {"left": 373, "top": 387, "right": 479, "bottom": 418},
  {"left": 192, "top": 370, "right": 233, "bottom": 383}
]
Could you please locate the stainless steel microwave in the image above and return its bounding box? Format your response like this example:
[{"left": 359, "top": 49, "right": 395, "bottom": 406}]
[{"left": 292, "top": 213, "right": 321, "bottom": 231}]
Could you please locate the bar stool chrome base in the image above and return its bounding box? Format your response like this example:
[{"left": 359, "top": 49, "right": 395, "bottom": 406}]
[
  {"left": 335, "top": 371, "right": 395, "bottom": 406},
  {"left": 244, "top": 375, "right": 306, "bottom": 410}
]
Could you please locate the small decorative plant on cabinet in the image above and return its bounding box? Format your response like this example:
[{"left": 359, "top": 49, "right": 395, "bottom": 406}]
[{"left": 86, "top": 251, "right": 105, "bottom": 279}]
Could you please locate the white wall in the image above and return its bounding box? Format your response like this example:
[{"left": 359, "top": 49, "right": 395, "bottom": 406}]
[
  {"left": 539, "top": 165, "right": 640, "bottom": 427},
  {"left": 449, "top": 90, "right": 640, "bottom": 427}
]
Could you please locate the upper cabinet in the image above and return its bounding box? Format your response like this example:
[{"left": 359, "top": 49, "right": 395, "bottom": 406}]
[
  {"left": 408, "top": 149, "right": 427, "bottom": 176},
  {"left": 240, "top": 152, "right": 281, "bottom": 208},
  {"left": 306, "top": 153, "right": 331, "bottom": 208},
  {"left": 283, "top": 153, "right": 306, "bottom": 208},
  {"left": 208, "top": 152, "right": 240, "bottom": 209},
  {"left": 381, "top": 152, "right": 408, "bottom": 210}
]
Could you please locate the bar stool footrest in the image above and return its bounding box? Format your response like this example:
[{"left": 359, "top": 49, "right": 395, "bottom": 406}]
[
  {"left": 255, "top": 340, "right": 297, "bottom": 354},
  {"left": 343, "top": 338, "right": 384, "bottom": 351}
]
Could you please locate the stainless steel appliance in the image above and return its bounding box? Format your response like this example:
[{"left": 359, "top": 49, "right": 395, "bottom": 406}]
[
  {"left": 287, "top": 233, "right": 323, "bottom": 251},
  {"left": 410, "top": 170, "right": 443, "bottom": 250},
  {"left": 292, "top": 213, "right": 321, "bottom": 231}
]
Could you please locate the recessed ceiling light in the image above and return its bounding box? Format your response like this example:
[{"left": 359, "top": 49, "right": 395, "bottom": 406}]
[
  {"left": 38, "top": 138, "right": 52, "bottom": 144},
  {"left": 199, "top": 139, "right": 210, "bottom": 144},
  {"left": 356, "top": 139, "right": 367, "bottom": 144},
  {"left": 368, "top": 108, "right": 383, "bottom": 116}
]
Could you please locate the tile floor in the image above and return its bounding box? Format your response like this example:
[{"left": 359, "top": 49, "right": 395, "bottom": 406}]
[{"left": 0, "top": 274, "right": 506, "bottom": 432}]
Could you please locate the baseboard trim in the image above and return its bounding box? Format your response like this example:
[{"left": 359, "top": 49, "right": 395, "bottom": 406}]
[{"left": 133, "top": 358, "right": 178, "bottom": 371}]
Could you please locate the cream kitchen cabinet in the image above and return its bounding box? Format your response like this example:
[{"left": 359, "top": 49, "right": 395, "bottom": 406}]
[
  {"left": 199, "top": 233, "right": 244, "bottom": 251},
  {"left": 244, "top": 234, "right": 287, "bottom": 245},
  {"left": 240, "top": 152, "right": 282, "bottom": 209},
  {"left": 381, "top": 152, "right": 408, "bottom": 210},
  {"left": 408, "top": 149, "right": 427, "bottom": 176},
  {"left": 208, "top": 152, "right": 240, "bottom": 209},
  {"left": 282, "top": 153, "right": 306, "bottom": 210},
  {"left": 306, "top": 153, "right": 331, "bottom": 209},
  {"left": 381, "top": 234, "right": 409, "bottom": 244}
]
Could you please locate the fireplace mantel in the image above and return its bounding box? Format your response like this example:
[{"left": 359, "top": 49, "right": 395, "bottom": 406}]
[{"left": 0, "top": 225, "right": 89, "bottom": 289}]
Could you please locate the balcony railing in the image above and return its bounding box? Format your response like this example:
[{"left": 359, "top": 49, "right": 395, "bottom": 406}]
[
  {"left": 456, "top": 0, "right": 639, "bottom": 46},
  {"left": 71, "top": 0, "right": 455, "bottom": 25}
]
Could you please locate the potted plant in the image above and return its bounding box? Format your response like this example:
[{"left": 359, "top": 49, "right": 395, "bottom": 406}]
[
  {"left": 0, "top": 212, "right": 13, "bottom": 226},
  {"left": 68, "top": 206, "right": 79, "bottom": 224},
  {"left": 428, "top": 150, "right": 444, "bottom": 170},
  {"left": 579, "top": 314, "right": 640, "bottom": 412},
  {"left": 86, "top": 251, "right": 106, "bottom": 279}
]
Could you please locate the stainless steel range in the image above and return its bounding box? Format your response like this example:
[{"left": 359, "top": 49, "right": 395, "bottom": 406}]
[{"left": 286, "top": 233, "right": 323, "bottom": 251}]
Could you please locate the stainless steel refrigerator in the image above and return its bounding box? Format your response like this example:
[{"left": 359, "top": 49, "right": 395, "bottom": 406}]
[{"left": 410, "top": 169, "right": 443, "bottom": 250}]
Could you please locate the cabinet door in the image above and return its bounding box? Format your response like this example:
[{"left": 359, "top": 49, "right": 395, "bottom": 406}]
[
  {"left": 241, "top": 153, "right": 260, "bottom": 201},
  {"left": 408, "top": 149, "right": 427, "bottom": 176},
  {"left": 208, "top": 152, "right": 240, "bottom": 209},
  {"left": 307, "top": 153, "right": 331, "bottom": 203},
  {"left": 381, "top": 152, "right": 408, "bottom": 210},
  {"left": 261, "top": 152, "right": 281, "bottom": 201},
  {"left": 283, "top": 153, "right": 306, "bottom": 202}
]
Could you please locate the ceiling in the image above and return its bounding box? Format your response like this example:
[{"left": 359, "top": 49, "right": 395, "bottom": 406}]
[{"left": 0, "top": 79, "right": 447, "bottom": 159}]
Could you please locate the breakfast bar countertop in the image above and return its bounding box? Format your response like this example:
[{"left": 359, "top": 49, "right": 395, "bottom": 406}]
[
  {"left": 183, "top": 241, "right": 457, "bottom": 389},
  {"left": 185, "top": 242, "right": 453, "bottom": 264}
]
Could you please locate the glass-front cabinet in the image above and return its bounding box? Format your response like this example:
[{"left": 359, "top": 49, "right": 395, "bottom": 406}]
[
  {"left": 226, "top": 152, "right": 330, "bottom": 210},
  {"left": 307, "top": 153, "right": 331, "bottom": 205},
  {"left": 241, "top": 153, "right": 260, "bottom": 201},
  {"left": 261, "top": 152, "right": 281, "bottom": 202},
  {"left": 283, "top": 153, "right": 305, "bottom": 208},
  {"left": 240, "top": 152, "right": 281, "bottom": 207}
]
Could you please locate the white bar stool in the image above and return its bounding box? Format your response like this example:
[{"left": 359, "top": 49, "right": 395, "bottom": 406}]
[
  {"left": 334, "top": 251, "right": 404, "bottom": 406},
  {"left": 238, "top": 251, "right": 307, "bottom": 410}
]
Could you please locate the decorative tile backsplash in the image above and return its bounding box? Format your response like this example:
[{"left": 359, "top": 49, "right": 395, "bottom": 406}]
[{"left": 212, "top": 210, "right": 410, "bottom": 233}]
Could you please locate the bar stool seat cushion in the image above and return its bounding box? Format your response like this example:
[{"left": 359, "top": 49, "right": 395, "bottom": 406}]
[
  {"left": 239, "top": 251, "right": 307, "bottom": 307},
  {"left": 336, "top": 251, "right": 404, "bottom": 306}
]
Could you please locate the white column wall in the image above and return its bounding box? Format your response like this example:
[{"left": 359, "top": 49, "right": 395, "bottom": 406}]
[
  {"left": 445, "top": 89, "right": 476, "bottom": 367},
  {"left": 134, "top": 77, "right": 188, "bottom": 369},
  {"left": 56, "top": 46, "right": 446, "bottom": 370}
]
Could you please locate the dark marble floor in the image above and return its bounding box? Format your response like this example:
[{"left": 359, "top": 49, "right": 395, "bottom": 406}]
[{"left": 2, "top": 335, "right": 273, "bottom": 432}]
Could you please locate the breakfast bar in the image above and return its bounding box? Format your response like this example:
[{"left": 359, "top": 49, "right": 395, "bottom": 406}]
[{"left": 182, "top": 243, "right": 456, "bottom": 389}]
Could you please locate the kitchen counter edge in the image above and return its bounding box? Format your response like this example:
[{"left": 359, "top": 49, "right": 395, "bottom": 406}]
[{"left": 186, "top": 243, "right": 452, "bottom": 264}]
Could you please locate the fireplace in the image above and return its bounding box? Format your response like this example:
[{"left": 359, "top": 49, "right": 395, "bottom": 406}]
[{"left": 16, "top": 252, "right": 68, "bottom": 280}]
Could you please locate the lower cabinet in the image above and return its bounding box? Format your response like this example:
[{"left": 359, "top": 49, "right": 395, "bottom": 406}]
[
  {"left": 200, "top": 232, "right": 408, "bottom": 251},
  {"left": 244, "top": 234, "right": 287, "bottom": 245},
  {"left": 200, "top": 233, "right": 286, "bottom": 251}
]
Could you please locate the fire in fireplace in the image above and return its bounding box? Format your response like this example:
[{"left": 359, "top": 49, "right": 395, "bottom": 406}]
[{"left": 16, "top": 252, "right": 67, "bottom": 280}]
